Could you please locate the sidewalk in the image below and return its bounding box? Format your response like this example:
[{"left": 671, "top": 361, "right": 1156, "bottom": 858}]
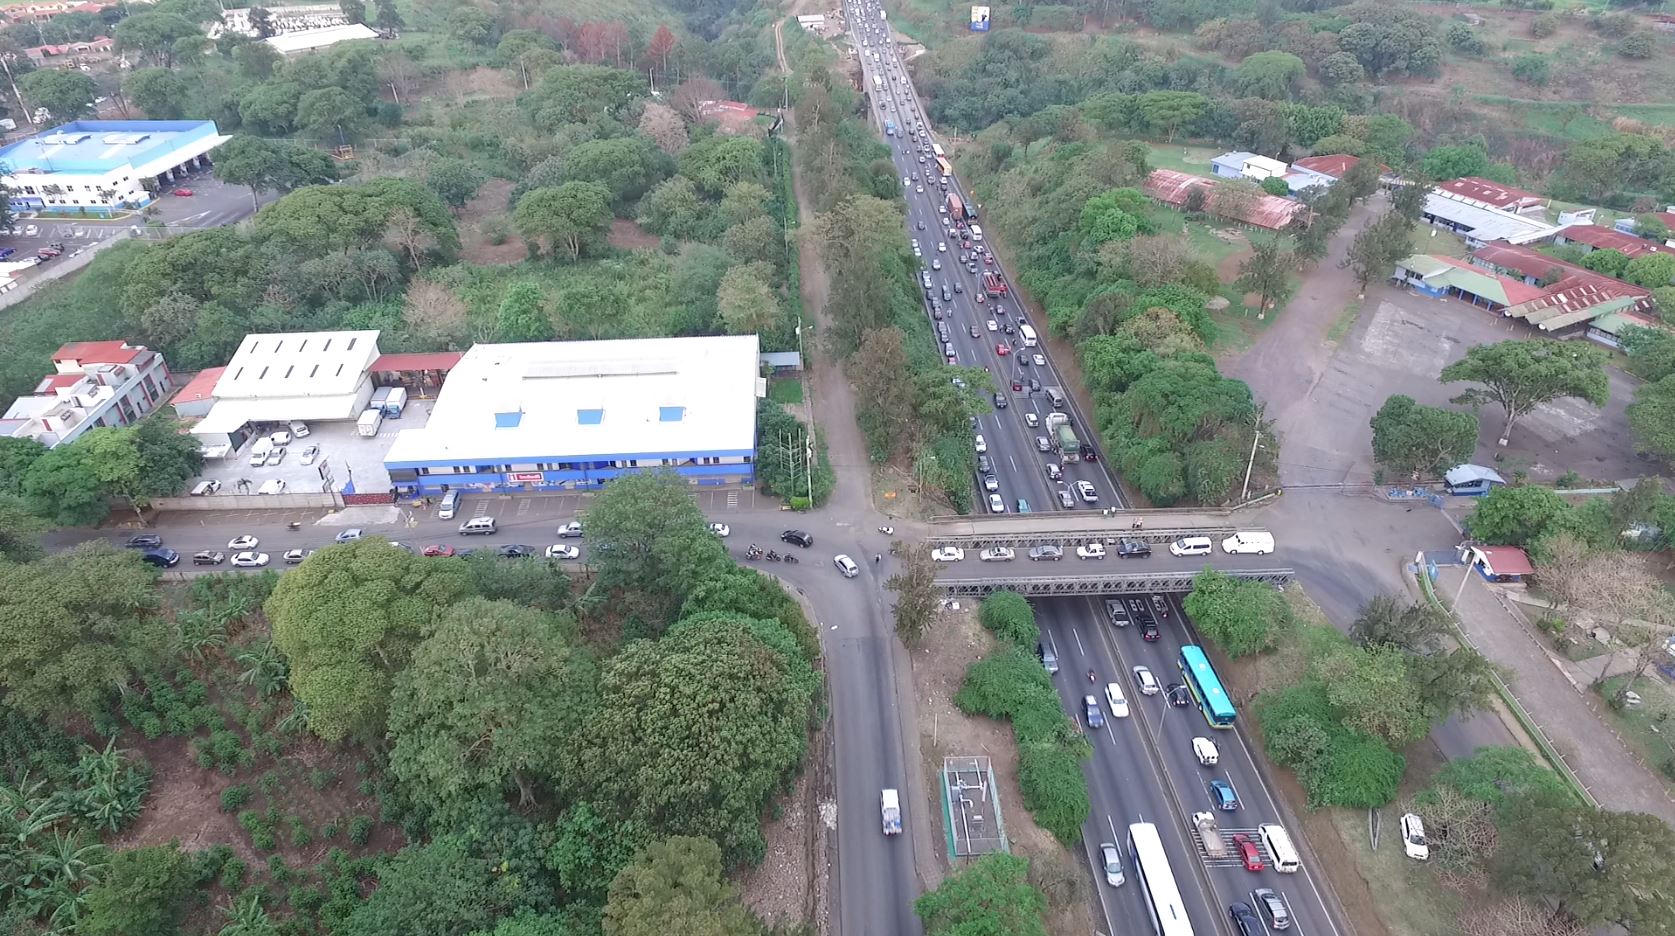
[{"left": 1444, "top": 565, "right": 1675, "bottom": 824}]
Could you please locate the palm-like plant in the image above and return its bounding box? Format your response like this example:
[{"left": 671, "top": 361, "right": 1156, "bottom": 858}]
[
  {"left": 174, "top": 609, "right": 229, "bottom": 663},
  {"left": 235, "top": 642, "right": 289, "bottom": 699},
  {"left": 218, "top": 593, "right": 256, "bottom": 626},
  {"left": 219, "top": 891, "right": 280, "bottom": 936},
  {"left": 275, "top": 697, "right": 310, "bottom": 735},
  {"left": 67, "top": 740, "right": 149, "bottom": 834}
]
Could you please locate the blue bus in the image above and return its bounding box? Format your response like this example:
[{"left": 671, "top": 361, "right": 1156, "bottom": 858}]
[
  {"left": 884, "top": 119, "right": 896, "bottom": 137},
  {"left": 1178, "top": 645, "right": 1236, "bottom": 728}
]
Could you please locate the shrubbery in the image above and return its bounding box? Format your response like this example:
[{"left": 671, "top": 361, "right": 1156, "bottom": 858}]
[{"left": 978, "top": 591, "right": 1038, "bottom": 648}]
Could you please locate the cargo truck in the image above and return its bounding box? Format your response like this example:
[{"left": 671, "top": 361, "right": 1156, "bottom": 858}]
[
  {"left": 881, "top": 789, "right": 902, "bottom": 835},
  {"left": 982, "top": 272, "right": 1007, "bottom": 296},
  {"left": 1194, "top": 811, "right": 1231, "bottom": 858},
  {"left": 946, "top": 192, "right": 965, "bottom": 220},
  {"left": 357, "top": 408, "right": 383, "bottom": 437},
  {"left": 1046, "top": 413, "right": 1080, "bottom": 463},
  {"left": 873, "top": 74, "right": 882, "bottom": 90}
]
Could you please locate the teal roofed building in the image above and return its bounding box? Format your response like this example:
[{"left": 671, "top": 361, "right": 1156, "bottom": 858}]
[{"left": 0, "top": 120, "right": 232, "bottom": 217}]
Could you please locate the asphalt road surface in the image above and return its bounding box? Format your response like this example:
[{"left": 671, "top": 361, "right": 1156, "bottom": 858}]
[
  {"left": 1039, "top": 594, "right": 1350, "bottom": 936},
  {"left": 847, "top": 4, "right": 1123, "bottom": 516}
]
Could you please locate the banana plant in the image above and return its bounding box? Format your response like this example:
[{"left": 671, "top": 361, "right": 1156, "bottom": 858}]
[
  {"left": 218, "top": 891, "right": 280, "bottom": 936},
  {"left": 235, "top": 642, "right": 289, "bottom": 699},
  {"left": 174, "top": 609, "right": 230, "bottom": 663}
]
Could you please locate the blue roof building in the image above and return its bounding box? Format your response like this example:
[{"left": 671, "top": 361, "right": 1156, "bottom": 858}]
[{"left": 0, "top": 120, "right": 231, "bottom": 217}]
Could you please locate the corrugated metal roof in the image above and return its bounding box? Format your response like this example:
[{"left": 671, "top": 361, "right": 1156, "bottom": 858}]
[
  {"left": 370, "top": 352, "right": 463, "bottom": 372},
  {"left": 1291, "top": 154, "right": 1358, "bottom": 178},
  {"left": 1437, "top": 177, "right": 1546, "bottom": 211},
  {"left": 1142, "top": 170, "right": 1306, "bottom": 231},
  {"left": 1557, "top": 224, "right": 1666, "bottom": 258},
  {"left": 1477, "top": 546, "right": 1534, "bottom": 576}
]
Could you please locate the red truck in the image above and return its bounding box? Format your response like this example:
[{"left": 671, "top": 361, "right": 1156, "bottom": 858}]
[
  {"left": 983, "top": 272, "right": 1007, "bottom": 296},
  {"left": 946, "top": 192, "right": 965, "bottom": 220}
]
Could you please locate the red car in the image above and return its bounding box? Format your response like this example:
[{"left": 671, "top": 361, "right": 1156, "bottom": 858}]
[
  {"left": 421, "top": 544, "right": 455, "bottom": 557},
  {"left": 1233, "top": 834, "right": 1264, "bottom": 872},
  {"left": 995, "top": 343, "right": 1009, "bottom": 356},
  {"left": 961, "top": 240, "right": 971, "bottom": 249},
  {"left": 171, "top": 188, "right": 194, "bottom": 196},
  {"left": 984, "top": 254, "right": 994, "bottom": 265},
  {"left": 1012, "top": 378, "right": 1023, "bottom": 391}
]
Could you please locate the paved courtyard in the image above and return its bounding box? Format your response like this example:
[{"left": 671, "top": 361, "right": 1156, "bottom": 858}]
[{"left": 1234, "top": 280, "right": 1655, "bottom": 488}]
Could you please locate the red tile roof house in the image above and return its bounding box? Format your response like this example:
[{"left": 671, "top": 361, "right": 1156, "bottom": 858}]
[
  {"left": 1142, "top": 169, "right": 1309, "bottom": 231},
  {"left": 1436, "top": 177, "right": 1549, "bottom": 217},
  {"left": 1554, "top": 223, "right": 1668, "bottom": 259},
  {"left": 1468, "top": 241, "right": 1654, "bottom": 337}
]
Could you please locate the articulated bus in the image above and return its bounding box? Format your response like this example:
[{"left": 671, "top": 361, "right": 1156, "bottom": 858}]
[
  {"left": 1178, "top": 645, "right": 1236, "bottom": 728},
  {"left": 935, "top": 156, "right": 953, "bottom": 178},
  {"left": 1128, "top": 822, "right": 1194, "bottom": 936}
]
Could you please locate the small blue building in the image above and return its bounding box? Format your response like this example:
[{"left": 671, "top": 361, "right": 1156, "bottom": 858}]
[
  {"left": 382, "top": 335, "right": 763, "bottom": 495},
  {"left": 0, "top": 120, "right": 231, "bottom": 217},
  {"left": 1444, "top": 464, "right": 1506, "bottom": 497}
]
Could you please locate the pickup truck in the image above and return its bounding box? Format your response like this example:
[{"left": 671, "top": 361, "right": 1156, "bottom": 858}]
[
  {"left": 881, "top": 789, "right": 902, "bottom": 835},
  {"left": 1194, "top": 811, "right": 1230, "bottom": 858}
]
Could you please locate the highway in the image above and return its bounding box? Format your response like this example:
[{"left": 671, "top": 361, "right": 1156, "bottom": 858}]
[
  {"left": 845, "top": 2, "right": 1124, "bottom": 516},
  {"left": 1039, "top": 594, "right": 1350, "bottom": 936}
]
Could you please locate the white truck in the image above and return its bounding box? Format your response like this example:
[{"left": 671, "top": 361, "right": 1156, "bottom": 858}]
[
  {"left": 1193, "top": 811, "right": 1230, "bottom": 858},
  {"left": 881, "top": 789, "right": 902, "bottom": 835},
  {"left": 357, "top": 408, "right": 383, "bottom": 437}
]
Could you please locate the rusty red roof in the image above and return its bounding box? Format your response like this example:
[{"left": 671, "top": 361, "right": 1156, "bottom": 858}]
[
  {"left": 1291, "top": 155, "right": 1359, "bottom": 178},
  {"left": 1141, "top": 169, "right": 1306, "bottom": 231},
  {"left": 52, "top": 340, "right": 142, "bottom": 365},
  {"left": 370, "top": 352, "right": 462, "bottom": 372},
  {"left": 1560, "top": 224, "right": 1665, "bottom": 258},
  {"left": 1437, "top": 177, "right": 1546, "bottom": 212},
  {"left": 1478, "top": 546, "right": 1534, "bottom": 577},
  {"left": 172, "top": 366, "right": 225, "bottom": 404}
]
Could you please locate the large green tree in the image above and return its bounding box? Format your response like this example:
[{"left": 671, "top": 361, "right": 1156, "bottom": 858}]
[
  {"left": 574, "top": 618, "right": 812, "bottom": 863},
  {"left": 265, "top": 539, "right": 476, "bottom": 742},
  {"left": 123, "top": 67, "right": 190, "bottom": 119},
  {"left": 19, "top": 68, "right": 96, "bottom": 123},
  {"left": 388, "top": 598, "right": 595, "bottom": 814},
  {"left": 1369, "top": 394, "right": 1479, "bottom": 478},
  {"left": 811, "top": 194, "right": 911, "bottom": 353},
  {"left": 1235, "top": 236, "right": 1293, "bottom": 315},
  {"left": 602, "top": 836, "right": 762, "bottom": 936},
  {"left": 1465, "top": 484, "right": 1575, "bottom": 547},
  {"left": 886, "top": 542, "right": 940, "bottom": 644},
  {"left": 1316, "top": 643, "right": 1430, "bottom": 746},
  {"left": 581, "top": 472, "right": 731, "bottom": 627},
  {"left": 1441, "top": 339, "right": 1609, "bottom": 446},
  {"left": 1495, "top": 799, "right": 1675, "bottom": 932},
  {"left": 213, "top": 134, "right": 338, "bottom": 208},
  {"left": 915, "top": 853, "right": 1048, "bottom": 936},
  {"left": 1183, "top": 568, "right": 1284, "bottom": 658},
  {"left": 514, "top": 182, "right": 613, "bottom": 262},
  {"left": 715, "top": 263, "right": 779, "bottom": 336},
  {"left": 342, "top": 836, "right": 521, "bottom": 936},
  {"left": 978, "top": 591, "right": 1037, "bottom": 649},
  {"left": 80, "top": 844, "right": 193, "bottom": 936},
  {"left": 1628, "top": 374, "right": 1675, "bottom": 458},
  {"left": 495, "top": 282, "right": 554, "bottom": 342},
  {"left": 0, "top": 543, "right": 167, "bottom": 719}
]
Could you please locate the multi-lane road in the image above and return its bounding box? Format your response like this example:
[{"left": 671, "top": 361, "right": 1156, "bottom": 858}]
[
  {"left": 849, "top": 7, "right": 1121, "bottom": 515},
  {"left": 842, "top": 5, "right": 1351, "bottom": 936}
]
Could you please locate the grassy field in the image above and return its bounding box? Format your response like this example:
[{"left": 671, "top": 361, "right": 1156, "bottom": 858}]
[
  {"left": 1596, "top": 674, "right": 1675, "bottom": 796},
  {"left": 1326, "top": 807, "right": 1468, "bottom": 936},
  {"left": 768, "top": 377, "right": 805, "bottom": 404},
  {"left": 1147, "top": 143, "right": 1220, "bottom": 179}
]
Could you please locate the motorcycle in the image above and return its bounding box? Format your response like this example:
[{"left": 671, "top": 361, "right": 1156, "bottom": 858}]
[
  {"left": 287, "top": 521, "right": 301, "bottom": 531},
  {"left": 765, "top": 550, "right": 782, "bottom": 562},
  {"left": 745, "top": 545, "right": 763, "bottom": 560},
  {"left": 1087, "top": 669, "right": 1097, "bottom": 684},
  {"left": 783, "top": 554, "right": 800, "bottom": 564},
  {"left": 878, "top": 525, "right": 895, "bottom": 535}
]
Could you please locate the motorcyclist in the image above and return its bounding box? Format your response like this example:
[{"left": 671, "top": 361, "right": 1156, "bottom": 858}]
[{"left": 1088, "top": 669, "right": 1096, "bottom": 683}]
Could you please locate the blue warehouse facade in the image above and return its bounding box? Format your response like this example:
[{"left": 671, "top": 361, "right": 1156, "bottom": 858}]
[{"left": 381, "top": 335, "right": 761, "bottom": 495}]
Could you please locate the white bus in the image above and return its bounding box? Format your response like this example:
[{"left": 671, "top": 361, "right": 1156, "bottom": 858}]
[
  {"left": 1019, "top": 324, "right": 1038, "bottom": 347},
  {"left": 931, "top": 143, "right": 946, "bottom": 158},
  {"left": 1129, "top": 823, "right": 1194, "bottom": 936},
  {"left": 1259, "top": 823, "right": 1301, "bottom": 873}
]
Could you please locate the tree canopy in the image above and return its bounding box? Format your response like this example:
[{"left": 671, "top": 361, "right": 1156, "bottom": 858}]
[{"left": 1442, "top": 340, "right": 1609, "bottom": 445}]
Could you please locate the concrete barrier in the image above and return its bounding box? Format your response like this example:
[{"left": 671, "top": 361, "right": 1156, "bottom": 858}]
[{"left": 152, "top": 492, "right": 343, "bottom": 511}]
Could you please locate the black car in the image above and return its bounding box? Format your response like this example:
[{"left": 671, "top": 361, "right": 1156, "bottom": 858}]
[
  {"left": 1165, "top": 683, "right": 1191, "bottom": 707},
  {"left": 1229, "top": 902, "right": 1262, "bottom": 936},
  {"left": 992, "top": 393, "right": 1008, "bottom": 410},
  {"left": 1140, "top": 620, "right": 1161, "bottom": 642},
  {"left": 1080, "top": 443, "right": 1098, "bottom": 462},
  {"left": 497, "top": 544, "right": 537, "bottom": 558},
  {"left": 125, "top": 534, "right": 164, "bottom": 549},
  {"left": 1116, "top": 539, "right": 1151, "bottom": 558},
  {"left": 1128, "top": 597, "right": 1153, "bottom": 627},
  {"left": 139, "top": 547, "right": 179, "bottom": 568},
  {"left": 781, "top": 530, "right": 814, "bottom": 548}
]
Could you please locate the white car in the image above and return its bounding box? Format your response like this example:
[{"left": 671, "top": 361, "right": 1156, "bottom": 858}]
[
  {"left": 299, "top": 445, "right": 319, "bottom": 466},
  {"left": 974, "top": 434, "right": 986, "bottom": 454},
  {"left": 979, "top": 547, "right": 1015, "bottom": 562},
  {"left": 264, "top": 447, "right": 286, "bottom": 466},
  {"left": 1032, "top": 353, "right": 1046, "bottom": 366},
  {"left": 708, "top": 522, "right": 730, "bottom": 537},
  {"left": 937, "top": 242, "right": 946, "bottom": 252},
  {"left": 231, "top": 551, "right": 269, "bottom": 568},
  {"left": 1400, "top": 813, "right": 1429, "bottom": 861},
  {"left": 932, "top": 546, "right": 965, "bottom": 562},
  {"left": 1133, "top": 665, "right": 1160, "bottom": 695},
  {"left": 282, "top": 548, "right": 310, "bottom": 564},
  {"left": 1076, "top": 543, "right": 1105, "bottom": 560},
  {"left": 545, "top": 544, "right": 580, "bottom": 560},
  {"left": 1075, "top": 480, "right": 1099, "bottom": 503},
  {"left": 903, "top": 176, "right": 911, "bottom": 187},
  {"left": 1104, "top": 682, "right": 1129, "bottom": 718},
  {"left": 987, "top": 493, "right": 1006, "bottom": 513},
  {"left": 986, "top": 319, "right": 998, "bottom": 332},
  {"left": 228, "top": 535, "right": 259, "bottom": 550},
  {"left": 557, "top": 521, "right": 583, "bottom": 538},
  {"left": 270, "top": 430, "right": 291, "bottom": 446},
  {"left": 1024, "top": 413, "right": 1039, "bottom": 427}
]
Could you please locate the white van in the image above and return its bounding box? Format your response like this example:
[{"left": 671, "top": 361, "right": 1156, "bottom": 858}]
[
  {"left": 249, "top": 441, "right": 271, "bottom": 466},
  {"left": 256, "top": 479, "right": 287, "bottom": 495},
  {"left": 437, "top": 491, "right": 460, "bottom": 520},
  {"left": 1259, "top": 823, "right": 1301, "bottom": 873},
  {"left": 834, "top": 554, "right": 860, "bottom": 578},
  {"left": 1169, "top": 536, "right": 1213, "bottom": 557},
  {"left": 1222, "top": 531, "right": 1276, "bottom": 555},
  {"left": 191, "top": 480, "right": 221, "bottom": 496},
  {"left": 459, "top": 517, "right": 497, "bottom": 535},
  {"left": 1045, "top": 387, "right": 1066, "bottom": 410},
  {"left": 1192, "top": 737, "right": 1219, "bottom": 766}
]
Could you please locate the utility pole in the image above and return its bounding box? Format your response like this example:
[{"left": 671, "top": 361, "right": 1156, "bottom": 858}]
[
  {"left": 1240, "top": 428, "right": 1261, "bottom": 503},
  {"left": 0, "top": 55, "right": 33, "bottom": 129}
]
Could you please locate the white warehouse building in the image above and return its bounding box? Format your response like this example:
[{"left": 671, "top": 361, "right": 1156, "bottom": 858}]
[{"left": 189, "top": 330, "right": 383, "bottom": 453}]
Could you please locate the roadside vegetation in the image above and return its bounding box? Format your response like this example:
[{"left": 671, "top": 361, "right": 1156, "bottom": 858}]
[{"left": 0, "top": 471, "right": 821, "bottom": 934}]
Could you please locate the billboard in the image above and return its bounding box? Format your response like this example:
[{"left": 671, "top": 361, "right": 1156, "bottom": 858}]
[{"left": 970, "top": 5, "right": 990, "bottom": 30}]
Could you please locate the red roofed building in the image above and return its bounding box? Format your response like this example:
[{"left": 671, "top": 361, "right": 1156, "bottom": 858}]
[
  {"left": 1437, "top": 177, "right": 1548, "bottom": 216},
  {"left": 1465, "top": 544, "right": 1535, "bottom": 583},
  {"left": 1, "top": 340, "right": 173, "bottom": 448},
  {"left": 23, "top": 35, "right": 112, "bottom": 62},
  {"left": 169, "top": 366, "right": 226, "bottom": 419},
  {"left": 369, "top": 351, "right": 461, "bottom": 397},
  {"left": 1290, "top": 154, "right": 1359, "bottom": 179},
  {"left": 1467, "top": 241, "right": 1653, "bottom": 336},
  {"left": 1555, "top": 223, "right": 1667, "bottom": 259},
  {"left": 1142, "top": 169, "right": 1308, "bottom": 231}
]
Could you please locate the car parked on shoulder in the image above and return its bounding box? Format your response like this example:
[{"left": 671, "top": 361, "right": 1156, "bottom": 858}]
[
  {"left": 422, "top": 544, "right": 456, "bottom": 557},
  {"left": 283, "top": 548, "right": 311, "bottom": 564},
  {"left": 231, "top": 551, "right": 269, "bottom": 568},
  {"left": 139, "top": 547, "right": 179, "bottom": 568},
  {"left": 497, "top": 544, "right": 537, "bottom": 558},
  {"left": 1400, "top": 813, "right": 1429, "bottom": 861}
]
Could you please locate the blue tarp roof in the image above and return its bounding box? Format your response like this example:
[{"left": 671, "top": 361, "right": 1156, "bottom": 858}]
[{"left": 1445, "top": 464, "right": 1506, "bottom": 486}]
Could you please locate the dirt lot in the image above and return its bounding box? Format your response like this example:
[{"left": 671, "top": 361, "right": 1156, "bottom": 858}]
[
  {"left": 457, "top": 179, "right": 526, "bottom": 266},
  {"left": 606, "top": 218, "right": 661, "bottom": 251},
  {"left": 910, "top": 606, "right": 1094, "bottom": 936}
]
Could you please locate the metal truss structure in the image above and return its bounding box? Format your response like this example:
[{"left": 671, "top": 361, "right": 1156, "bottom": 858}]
[{"left": 940, "top": 567, "right": 1295, "bottom": 598}]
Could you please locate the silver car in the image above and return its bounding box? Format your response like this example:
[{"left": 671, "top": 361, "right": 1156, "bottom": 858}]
[{"left": 1100, "top": 843, "right": 1125, "bottom": 886}]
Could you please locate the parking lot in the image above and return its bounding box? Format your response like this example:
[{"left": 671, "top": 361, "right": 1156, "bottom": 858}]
[{"left": 196, "top": 400, "right": 429, "bottom": 498}]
